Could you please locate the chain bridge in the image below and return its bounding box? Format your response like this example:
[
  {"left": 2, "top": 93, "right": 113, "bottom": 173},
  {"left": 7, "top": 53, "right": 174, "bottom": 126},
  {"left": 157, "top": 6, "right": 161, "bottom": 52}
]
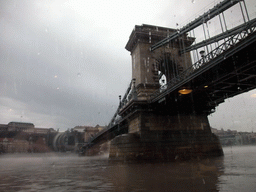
[{"left": 81, "top": 0, "right": 256, "bottom": 161}]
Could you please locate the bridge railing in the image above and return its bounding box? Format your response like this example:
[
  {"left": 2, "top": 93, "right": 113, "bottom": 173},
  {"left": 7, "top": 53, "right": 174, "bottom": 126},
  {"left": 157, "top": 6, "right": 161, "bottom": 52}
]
[
  {"left": 107, "top": 78, "right": 138, "bottom": 128},
  {"left": 82, "top": 79, "right": 137, "bottom": 148}
]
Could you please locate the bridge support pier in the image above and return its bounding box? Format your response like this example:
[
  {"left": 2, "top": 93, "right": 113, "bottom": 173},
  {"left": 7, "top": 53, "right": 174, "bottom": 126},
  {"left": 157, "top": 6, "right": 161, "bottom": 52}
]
[
  {"left": 109, "top": 113, "right": 223, "bottom": 162},
  {"left": 109, "top": 131, "right": 223, "bottom": 162}
]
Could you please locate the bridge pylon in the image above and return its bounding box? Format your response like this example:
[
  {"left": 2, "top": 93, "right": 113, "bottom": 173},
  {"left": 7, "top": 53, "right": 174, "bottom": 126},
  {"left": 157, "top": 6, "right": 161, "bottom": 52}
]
[{"left": 109, "top": 24, "right": 223, "bottom": 161}]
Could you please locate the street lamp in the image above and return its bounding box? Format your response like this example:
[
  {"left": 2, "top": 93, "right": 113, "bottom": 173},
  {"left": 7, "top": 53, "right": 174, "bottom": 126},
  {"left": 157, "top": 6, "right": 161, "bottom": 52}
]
[{"left": 178, "top": 88, "right": 192, "bottom": 95}]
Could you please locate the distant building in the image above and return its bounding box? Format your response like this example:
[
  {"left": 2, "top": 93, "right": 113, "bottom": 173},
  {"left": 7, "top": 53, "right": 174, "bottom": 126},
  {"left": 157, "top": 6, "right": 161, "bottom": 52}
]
[
  {"left": 7, "top": 122, "right": 34, "bottom": 131},
  {"left": 0, "top": 124, "right": 8, "bottom": 131},
  {"left": 211, "top": 127, "right": 256, "bottom": 146},
  {"left": 0, "top": 138, "right": 14, "bottom": 153},
  {"left": 73, "top": 125, "right": 106, "bottom": 142},
  {"left": 0, "top": 138, "right": 29, "bottom": 153},
  {"left": 0, "top": 122, "right": 57, "bottom": 153},
  {"left": 52, "top": 125, "right": 106, "bottom": 152}
]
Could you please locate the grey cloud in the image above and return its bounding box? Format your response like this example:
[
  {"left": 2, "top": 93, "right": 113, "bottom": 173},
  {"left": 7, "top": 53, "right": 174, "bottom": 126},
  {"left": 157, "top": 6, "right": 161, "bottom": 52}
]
[{"left": 0, "top": 0, "right": 255, "bottom": 132}]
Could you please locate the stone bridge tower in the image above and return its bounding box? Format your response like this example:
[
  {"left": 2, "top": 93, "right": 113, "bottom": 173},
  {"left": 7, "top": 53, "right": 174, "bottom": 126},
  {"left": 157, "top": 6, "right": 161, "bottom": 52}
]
[
  {"left": 125, "top": 24, "right": 193, "bottom": 100},
  {"left": 109, "top": 24, "right": 223, "bottom": 161}
]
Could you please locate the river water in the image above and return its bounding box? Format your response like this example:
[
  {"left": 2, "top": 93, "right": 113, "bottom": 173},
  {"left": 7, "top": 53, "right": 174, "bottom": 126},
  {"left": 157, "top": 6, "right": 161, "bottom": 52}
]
[{"left": 0, "top": 145, "right": 255, "bottom": 192}]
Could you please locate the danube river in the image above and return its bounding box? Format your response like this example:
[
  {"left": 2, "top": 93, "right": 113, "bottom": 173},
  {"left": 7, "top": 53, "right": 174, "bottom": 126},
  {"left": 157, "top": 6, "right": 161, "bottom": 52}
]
[{"left": 0, "top": 146, "right": 256, "bottom": 192}]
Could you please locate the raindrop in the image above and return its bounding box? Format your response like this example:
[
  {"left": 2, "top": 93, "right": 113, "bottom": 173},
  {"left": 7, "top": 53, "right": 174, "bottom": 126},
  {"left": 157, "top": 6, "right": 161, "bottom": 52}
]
[
  {"left": 176, "top": 23, "right": 179, "bottom": 27},
  {"left": 192, "top": 0, "right": 195, "bottom": 3},
  {"left": 57, "top": 87, "right": 60, "bottom": 90},
  {"left": 77, "top": 73, "right": 81, "bottom": 77},
  {"left": 45, "top": 28, "right": 48, "bottom": 33},
  {"left": 37, "top": 52, "right": 41, "bottom": 55}
]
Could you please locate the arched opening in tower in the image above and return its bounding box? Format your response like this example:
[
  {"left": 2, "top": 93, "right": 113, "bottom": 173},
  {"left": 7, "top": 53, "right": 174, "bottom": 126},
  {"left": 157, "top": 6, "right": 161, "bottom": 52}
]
[{"left": 157, "top": 53, "right": 183, "bottom": 87}]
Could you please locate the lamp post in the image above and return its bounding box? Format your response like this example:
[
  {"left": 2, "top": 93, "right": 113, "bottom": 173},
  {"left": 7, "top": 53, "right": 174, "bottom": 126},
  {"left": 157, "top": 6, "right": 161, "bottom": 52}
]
[{"left": 119, "top": 95, "right": 122, "bottom": 107}]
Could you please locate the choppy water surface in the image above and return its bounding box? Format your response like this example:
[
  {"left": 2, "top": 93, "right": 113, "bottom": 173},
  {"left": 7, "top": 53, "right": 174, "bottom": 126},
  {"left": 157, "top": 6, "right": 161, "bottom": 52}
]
[{"left": 0, "top": 146, "right": 256, "bottom": 192}]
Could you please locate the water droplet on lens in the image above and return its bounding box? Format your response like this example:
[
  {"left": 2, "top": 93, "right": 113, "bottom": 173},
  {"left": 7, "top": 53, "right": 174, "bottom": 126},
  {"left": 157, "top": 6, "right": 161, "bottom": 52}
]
[
  {"left": 77, "top": 73, "right": 81, "bottom": 77},
  {"left": 192, "top": 0, "right": 195, "bottom": 3}
]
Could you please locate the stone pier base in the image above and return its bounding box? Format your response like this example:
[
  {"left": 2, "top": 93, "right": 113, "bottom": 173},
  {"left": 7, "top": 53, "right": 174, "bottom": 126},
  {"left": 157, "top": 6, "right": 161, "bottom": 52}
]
[{"left": 109, "top": 131, "right": 223, "bottom": 162}]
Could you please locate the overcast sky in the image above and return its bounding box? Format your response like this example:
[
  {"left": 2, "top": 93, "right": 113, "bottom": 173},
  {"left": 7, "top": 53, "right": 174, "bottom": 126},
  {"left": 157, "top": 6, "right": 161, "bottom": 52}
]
[{"left": 0, "top": 0, "right": 255, "bottom": 131}]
